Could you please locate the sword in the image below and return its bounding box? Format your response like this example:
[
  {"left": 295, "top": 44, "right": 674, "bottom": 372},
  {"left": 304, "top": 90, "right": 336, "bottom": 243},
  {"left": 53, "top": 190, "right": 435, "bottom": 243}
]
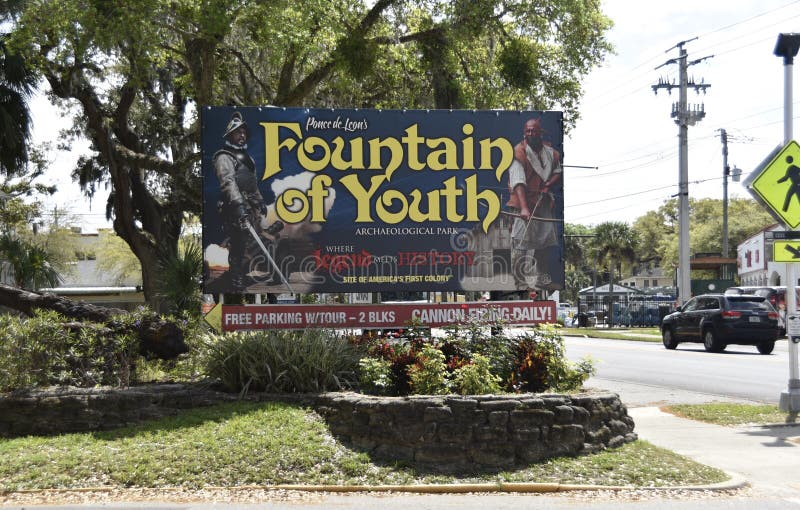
[
  {"left": 244, "top": 220, "right": 295, "bottom": 293},
  {"left": 519, "top": 193, "right": 545, "bottom": 240}
]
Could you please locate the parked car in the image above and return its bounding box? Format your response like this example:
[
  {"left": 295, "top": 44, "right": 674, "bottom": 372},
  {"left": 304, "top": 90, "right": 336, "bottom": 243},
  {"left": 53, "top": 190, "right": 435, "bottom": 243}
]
[
  {"left": 724, "top": 286, "right": 786, "bottom": 336},
  {"left": 661, "top": 294, "right": 780, "bottom": 354}
]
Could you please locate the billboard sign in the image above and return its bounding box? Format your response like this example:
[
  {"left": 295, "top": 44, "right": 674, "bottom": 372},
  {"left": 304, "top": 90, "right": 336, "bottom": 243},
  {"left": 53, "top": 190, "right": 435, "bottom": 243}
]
[{"left": 202, "top": 107, "right": 564, "bottom": 294}]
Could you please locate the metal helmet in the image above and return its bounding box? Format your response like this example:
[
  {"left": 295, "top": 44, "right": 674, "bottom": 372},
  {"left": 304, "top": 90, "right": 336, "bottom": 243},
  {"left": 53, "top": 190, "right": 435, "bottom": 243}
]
[{"left": 223, "top": 112, "right": 250, "bottom": 140}]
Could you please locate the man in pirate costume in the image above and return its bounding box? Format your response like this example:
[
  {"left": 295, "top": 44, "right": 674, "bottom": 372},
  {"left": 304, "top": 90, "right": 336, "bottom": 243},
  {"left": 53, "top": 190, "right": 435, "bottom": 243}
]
[
  {"left": 214, "top": 111, "right": 283, "bottom": 289},
  {"left": 506, "top": 117, "right": 562, "bottom": 291}
]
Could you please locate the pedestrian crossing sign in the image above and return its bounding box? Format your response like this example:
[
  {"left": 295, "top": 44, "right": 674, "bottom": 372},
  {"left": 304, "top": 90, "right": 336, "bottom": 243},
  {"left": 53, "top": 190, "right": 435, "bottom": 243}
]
[{"left": 746, "top": 140, "right": 800, "bottom": 229}]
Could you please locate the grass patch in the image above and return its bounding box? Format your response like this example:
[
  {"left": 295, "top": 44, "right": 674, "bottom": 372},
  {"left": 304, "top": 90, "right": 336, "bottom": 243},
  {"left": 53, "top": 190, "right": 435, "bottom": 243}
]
[
  {"left": 561, "top": 327, "right": 662, "bottom": 342},
  {"left": 0, "top": 401, "right": 727, "bottom": 491},
  {"left": 663, "top": 403, "right": 794, "bottom": 426}
]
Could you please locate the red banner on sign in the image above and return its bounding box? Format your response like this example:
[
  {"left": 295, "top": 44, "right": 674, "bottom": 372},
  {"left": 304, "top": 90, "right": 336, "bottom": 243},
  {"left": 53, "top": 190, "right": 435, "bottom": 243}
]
[{"left": 220, "top": 300, "right": 556, "bottom": 331}]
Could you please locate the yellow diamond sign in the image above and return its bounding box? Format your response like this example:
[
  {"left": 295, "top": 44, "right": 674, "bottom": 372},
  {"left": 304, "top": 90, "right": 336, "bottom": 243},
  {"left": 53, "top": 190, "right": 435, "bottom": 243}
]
[
  {"left": 748, "top": 140, "right": 800, "bottom": 228},
  {"left": 774, "top": 240, "right": 800, "bottom": 262},
  {"left": 203, "top": 302, "right": 223, "bottom": 333}
]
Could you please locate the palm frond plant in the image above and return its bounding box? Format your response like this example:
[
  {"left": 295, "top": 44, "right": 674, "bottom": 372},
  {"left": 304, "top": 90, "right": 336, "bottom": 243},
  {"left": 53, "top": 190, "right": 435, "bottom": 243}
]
[
  {"left": 0, "top": 233, "right": 63, "bottom": 290},
  {"left": 156, "top": 238, "right": 203, "bottom": 315}
]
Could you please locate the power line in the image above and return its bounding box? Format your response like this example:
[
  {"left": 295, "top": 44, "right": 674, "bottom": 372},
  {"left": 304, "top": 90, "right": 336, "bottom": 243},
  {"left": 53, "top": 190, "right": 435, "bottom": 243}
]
[
  {"left": 568, "top": 108, "right": 800, "bottom": 181},
  {"left": 580, "top": 2, "right": 800, "bottom": 115},
  {"left": 695, "top": 0, "right": 800, "bottom": 39}
]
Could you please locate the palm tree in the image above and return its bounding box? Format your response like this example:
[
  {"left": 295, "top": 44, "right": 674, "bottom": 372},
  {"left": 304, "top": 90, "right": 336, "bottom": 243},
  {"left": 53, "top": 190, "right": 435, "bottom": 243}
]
[
  {"left": 564, "top": 223, "right": 594, "bottom": 304},
  {"left": 590, "top": 222, "right": 639, "bottom": 327},
  {"left": 0, "top": 234, "right": 63, "bottom": 290},
  {"left": 0, "top": 31, "right": 35, "bottom": 175}
]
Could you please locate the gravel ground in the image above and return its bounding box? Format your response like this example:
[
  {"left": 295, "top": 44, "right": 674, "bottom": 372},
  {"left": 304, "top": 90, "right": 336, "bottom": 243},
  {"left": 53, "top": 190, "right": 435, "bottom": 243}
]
[{"left": 0, "top": 486, "right": 752, "bottom": 506}]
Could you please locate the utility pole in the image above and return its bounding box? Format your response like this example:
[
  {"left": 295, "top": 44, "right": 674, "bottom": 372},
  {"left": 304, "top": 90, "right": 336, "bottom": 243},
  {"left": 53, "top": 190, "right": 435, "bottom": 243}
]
[
  {"left": 719, "top": 129, "right": 730, "bottom": 258},
  {"left": 652, "top": 38, "right": 712, "bottom": 305}
]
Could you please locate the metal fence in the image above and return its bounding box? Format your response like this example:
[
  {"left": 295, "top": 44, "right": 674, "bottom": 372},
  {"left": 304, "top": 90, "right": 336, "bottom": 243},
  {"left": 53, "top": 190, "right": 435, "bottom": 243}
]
[{"left": 577, "top": 295, "right": 675, "bottom": 327}]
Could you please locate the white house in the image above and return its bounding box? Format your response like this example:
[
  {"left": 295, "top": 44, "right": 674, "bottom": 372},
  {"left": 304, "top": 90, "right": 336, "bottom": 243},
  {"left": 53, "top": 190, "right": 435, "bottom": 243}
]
[
  {"left": 737, "top": 223, "right": 787, "bottom": 286},
  {"left": 619, "top": 267, "right": 673, "bottom": 290},
  {"left": 578, "top": 283, "right": 642, "bottom": 309}
]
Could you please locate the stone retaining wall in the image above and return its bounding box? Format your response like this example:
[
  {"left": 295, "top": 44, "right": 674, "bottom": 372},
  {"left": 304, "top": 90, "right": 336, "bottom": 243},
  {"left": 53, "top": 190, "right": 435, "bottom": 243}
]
[
  {"left": 311, "top": 392, "right": 637, "bottom": 471},
  {"left": 0, "top": 384, "right": 237, "bottom": 437},
  {"left": 0, "top": 386, "right": 636, "bottom": 471}
]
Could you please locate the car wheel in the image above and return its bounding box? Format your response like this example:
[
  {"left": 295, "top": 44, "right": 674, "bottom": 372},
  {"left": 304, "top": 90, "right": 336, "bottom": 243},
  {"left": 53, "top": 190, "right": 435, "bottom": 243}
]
[
  {"left": 757, "top": 341, "right": 775, "bottom": 355},
  {"left": 662, "top": 327, "right": 679, "bottom": 350},
  {"left": 703, "top": 329, "right": 726, "bottom": 353}
]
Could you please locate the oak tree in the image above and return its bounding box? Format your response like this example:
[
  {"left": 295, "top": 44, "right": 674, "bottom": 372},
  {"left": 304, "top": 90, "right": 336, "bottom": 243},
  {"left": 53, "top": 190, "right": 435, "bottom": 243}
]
[{"left": 9, "top": 0, "right": 612, "bottom": 308}]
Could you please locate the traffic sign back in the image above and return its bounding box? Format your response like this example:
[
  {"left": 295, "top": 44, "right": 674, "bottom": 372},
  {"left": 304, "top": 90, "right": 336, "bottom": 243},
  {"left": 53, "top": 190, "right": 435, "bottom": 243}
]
[
  {"left": 747, "top": 140, "right": 800, "bottom": 228},
  {"left": 771, "top": 231, "right": 800, "bottom": 240}
]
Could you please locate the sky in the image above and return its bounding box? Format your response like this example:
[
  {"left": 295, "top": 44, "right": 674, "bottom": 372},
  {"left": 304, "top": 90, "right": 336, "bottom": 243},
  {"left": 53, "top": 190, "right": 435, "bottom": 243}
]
[
  {"left": 563, "top": 0, "right": 800, "bottom": 226},
  {"left": 27, "top": 0, "right": 800, "bottom": 231}
]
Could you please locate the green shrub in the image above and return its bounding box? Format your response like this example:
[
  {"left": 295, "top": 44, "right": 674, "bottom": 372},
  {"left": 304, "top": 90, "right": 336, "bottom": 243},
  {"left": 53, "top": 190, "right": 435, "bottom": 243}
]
[
  {"left": 354, "top": 319, "right": 594, "bottom": 396},
  {"left": 452, "top": 354, "right": 502, "bottom": 395},
  {"left": 356, "top": 336, "right": 418, "bottom": 396},
  {"left": 200, "top": 329, "right": 362, "bottom": 394},
  {"left": 437, "top": 309, "right": 516, "bottom": 383},
  {"left": 508, "top": 324, "right": 595, "bottom": 393},
  {"left": 407, "top": 345, "right": 450, "bottom": 395},
  {"left": 0, "top": 310, "right": 138, "bottom": 392},
  {"left": 357, "top": 357, "right": 392, "bottom": 395}
]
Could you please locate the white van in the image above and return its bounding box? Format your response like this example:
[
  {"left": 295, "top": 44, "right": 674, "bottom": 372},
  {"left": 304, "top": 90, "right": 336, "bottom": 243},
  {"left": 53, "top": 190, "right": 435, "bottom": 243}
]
[{"left": 557, "top": 302, "right": 576, "bottom": 324}]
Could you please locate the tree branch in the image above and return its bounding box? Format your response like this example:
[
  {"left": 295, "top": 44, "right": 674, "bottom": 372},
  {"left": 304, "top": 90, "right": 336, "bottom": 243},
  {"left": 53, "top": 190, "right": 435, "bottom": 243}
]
[
  {"left": 279, "top": 0, "right": 399, "bottom": 105},
  {"left": 0, "top": 283, "right": 187, "bottom": 359}
]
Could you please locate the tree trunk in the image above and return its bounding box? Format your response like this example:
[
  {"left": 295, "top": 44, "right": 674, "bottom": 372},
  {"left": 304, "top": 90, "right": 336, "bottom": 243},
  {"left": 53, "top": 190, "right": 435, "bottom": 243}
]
[
  {"left": 608, "top": 257, "right": 616, "bottom": 328},
  {"left": 0, "top": 283, "right": 188, "bottom": 359}
]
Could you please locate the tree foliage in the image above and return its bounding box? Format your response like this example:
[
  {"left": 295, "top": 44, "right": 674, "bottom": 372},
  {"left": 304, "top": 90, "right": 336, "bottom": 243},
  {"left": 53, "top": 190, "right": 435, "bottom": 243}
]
[
  {"left": 93, "top": 230, "right": 143, "bottom": 286},
  {"left": 632, "top": 197, "right": 774, "bottom": 272},
  {"left": 0, "top": 174, "right": 76, "bottom": 291},
  {"left": 7, "top": 0, "right": 613, "bottom": 309},
  {"left": 0, "top": 0, "right": 36, "bottom": 177}
]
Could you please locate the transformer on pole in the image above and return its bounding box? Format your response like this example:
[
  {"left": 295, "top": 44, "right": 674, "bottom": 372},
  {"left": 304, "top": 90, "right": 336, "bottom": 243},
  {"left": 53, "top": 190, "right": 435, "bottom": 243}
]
[{"left": 652, "top": 39, "right": 712, "bottom": 305}]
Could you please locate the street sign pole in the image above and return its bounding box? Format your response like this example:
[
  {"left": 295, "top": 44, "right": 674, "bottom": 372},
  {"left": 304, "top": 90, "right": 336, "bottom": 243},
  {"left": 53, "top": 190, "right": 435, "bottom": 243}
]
[{"left": 776, "top": 33, "right": 800, "bottom": 415}]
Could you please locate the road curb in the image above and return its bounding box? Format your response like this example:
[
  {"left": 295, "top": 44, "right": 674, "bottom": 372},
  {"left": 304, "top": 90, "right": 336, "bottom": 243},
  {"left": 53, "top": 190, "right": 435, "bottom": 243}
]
[{"left": 637, "top": 473, "right": 749, "bottom": 492}]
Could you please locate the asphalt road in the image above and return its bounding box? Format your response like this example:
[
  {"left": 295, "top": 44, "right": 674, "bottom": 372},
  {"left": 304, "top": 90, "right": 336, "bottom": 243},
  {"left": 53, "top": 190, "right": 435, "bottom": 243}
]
[{"left": 564, "top": 334, "right": 792, "bottom": 405}]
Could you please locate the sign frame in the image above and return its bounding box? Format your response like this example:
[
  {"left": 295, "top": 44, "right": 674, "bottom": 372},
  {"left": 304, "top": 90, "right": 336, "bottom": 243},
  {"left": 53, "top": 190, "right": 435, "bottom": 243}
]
[
  {"left": 201, "top": 107, "right": 566, "bottom": 295},
  {"left": 204, "top": 300, "right": 558, "bottom": 332}
]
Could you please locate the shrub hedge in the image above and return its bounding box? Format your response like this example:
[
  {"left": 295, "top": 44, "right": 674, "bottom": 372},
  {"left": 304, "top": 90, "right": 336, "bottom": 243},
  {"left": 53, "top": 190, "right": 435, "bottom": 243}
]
[
  {"left": 354, "top": 321, "right": 595, "bottom": 396},
  {"left": 0, "top": 308, "right": 593, "bottom": 398},
  {"left": 199, "top": 329, "right": 363, "bottom": 394},
  {"left": 0, "top": 310, "right": 138, "bottom": 391}
]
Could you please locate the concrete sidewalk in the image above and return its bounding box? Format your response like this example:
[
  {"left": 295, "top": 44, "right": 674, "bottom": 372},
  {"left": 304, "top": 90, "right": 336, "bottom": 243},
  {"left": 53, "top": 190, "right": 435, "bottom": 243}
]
[
  {"left": 630, "top": 406, "right": 800, "bottom": 498},
  {"left": 583, "top": 376, "right": 800, "bottom": 498}
]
